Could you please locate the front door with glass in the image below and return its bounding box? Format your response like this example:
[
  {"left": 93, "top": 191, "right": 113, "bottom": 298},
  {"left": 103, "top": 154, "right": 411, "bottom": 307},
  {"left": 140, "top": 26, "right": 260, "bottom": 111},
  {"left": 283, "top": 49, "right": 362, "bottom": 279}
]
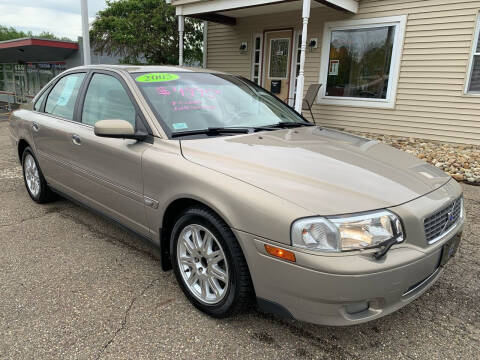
[{"left": 264, "top": 30, "right": 293, "bottom": 101}]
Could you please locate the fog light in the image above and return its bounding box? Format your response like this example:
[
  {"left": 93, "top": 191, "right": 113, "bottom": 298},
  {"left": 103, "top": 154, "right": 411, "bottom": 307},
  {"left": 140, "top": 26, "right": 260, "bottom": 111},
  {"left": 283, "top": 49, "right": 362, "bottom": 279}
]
[{"left": 345, "top": 302, "right": 369, "bottom": 315}]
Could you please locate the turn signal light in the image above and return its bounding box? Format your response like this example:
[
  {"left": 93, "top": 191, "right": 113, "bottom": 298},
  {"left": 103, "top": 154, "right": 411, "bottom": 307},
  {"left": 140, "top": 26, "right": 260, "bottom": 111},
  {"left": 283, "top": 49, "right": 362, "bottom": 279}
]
[{"left": 264, "top": 244, "right": 296, "bottom": 262}]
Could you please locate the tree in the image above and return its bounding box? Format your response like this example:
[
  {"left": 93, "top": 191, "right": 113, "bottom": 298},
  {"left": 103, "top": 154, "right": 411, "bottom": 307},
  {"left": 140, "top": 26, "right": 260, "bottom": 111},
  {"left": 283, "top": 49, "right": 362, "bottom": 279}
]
[
  {"left": 0, "top": 25, "right": 31, "bottom": 41},
  {"left": 90, "top": 0, "right": 203, "bottom": 65},
  {"left": 36, "top": 31, "right": 72, "bottom": 42},
  {"left": 0, "top": 25, "right": 72, "bottom": 42}
]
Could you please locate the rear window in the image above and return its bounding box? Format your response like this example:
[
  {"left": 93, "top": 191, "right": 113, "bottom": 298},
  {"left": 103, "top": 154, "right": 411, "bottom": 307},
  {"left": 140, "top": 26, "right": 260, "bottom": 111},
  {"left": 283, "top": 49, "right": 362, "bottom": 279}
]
[{"left": 45, "top": 73, "right": 85, "bottom": 120}]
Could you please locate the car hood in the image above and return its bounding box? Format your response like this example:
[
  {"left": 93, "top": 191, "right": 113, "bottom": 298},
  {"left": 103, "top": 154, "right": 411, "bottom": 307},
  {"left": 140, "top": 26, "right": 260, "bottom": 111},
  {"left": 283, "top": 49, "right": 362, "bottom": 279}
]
[{"left": 180, "top": 127, "right": 451, "bottom": 215}]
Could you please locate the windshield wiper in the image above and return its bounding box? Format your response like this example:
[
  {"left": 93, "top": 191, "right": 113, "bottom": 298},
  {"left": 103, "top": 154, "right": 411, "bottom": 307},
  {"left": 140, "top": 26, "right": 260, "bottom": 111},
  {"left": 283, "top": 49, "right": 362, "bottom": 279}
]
[
  {"left": 267, "top": 122, "right": 315, "bottom": 129},
  {"left": 171, "top": 127, "right": 251, "bottom": 138}
]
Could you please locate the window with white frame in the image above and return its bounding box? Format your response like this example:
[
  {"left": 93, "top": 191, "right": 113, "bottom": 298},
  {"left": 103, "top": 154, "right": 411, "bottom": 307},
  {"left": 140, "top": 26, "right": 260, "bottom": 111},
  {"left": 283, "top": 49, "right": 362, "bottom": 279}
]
[
  {"left": 251, "top": 34, "right": 263, "bottom": 85},
  {"left": 319, "top": 16, "right": 407, "bottom": 108},
  {"left": 466, "top": 15, "right": 480, "bottom": 93}
]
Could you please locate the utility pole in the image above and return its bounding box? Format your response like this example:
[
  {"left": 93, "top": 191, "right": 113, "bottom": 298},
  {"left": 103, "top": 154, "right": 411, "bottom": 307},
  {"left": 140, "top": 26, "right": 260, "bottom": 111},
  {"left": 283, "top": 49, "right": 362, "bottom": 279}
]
[{"left": 81, "top": 0, "right": 91, "bottom": 65}]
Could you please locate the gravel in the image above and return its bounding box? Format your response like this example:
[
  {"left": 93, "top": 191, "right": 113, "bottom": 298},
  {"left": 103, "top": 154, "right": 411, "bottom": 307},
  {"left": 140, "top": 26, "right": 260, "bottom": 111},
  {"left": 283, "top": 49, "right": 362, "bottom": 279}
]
[{"left": 350, "top": 132, "right": 480, "bottom": 184}]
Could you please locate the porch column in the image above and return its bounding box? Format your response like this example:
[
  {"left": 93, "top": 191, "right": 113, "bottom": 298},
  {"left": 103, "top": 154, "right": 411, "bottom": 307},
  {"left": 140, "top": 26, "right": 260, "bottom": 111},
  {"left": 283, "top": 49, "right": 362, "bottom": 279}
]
[
  {"left": 178, "top": 15, "right": 185, "bottom": 66},
  {"left": 294, "top": 0, "right": 311, "bottom": 113},
  {"left": 203, "top": 21, "right": 208, "bottom": 68}
]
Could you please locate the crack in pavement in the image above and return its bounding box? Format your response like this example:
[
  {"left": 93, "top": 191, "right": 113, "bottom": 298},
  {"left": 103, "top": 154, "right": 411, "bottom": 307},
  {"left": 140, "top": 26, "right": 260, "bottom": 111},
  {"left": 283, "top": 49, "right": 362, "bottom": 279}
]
[
  {"left": 94, "top": 278, "right": 168, "bottom": 360},
  {"left": 56, "top": 211, "right": 161, "bottom": 262},
  {"left": 257, "top": 312, "right": 359, "bottom": 360},
  {"left": 0, "top": 206, "right": 66, "bottom": 228}
]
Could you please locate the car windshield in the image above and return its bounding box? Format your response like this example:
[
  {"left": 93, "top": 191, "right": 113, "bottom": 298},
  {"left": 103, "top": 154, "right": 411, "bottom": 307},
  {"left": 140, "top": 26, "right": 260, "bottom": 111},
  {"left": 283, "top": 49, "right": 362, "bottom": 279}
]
[{"left": 132, "top": 72, "right": 307, "bottom": 136}]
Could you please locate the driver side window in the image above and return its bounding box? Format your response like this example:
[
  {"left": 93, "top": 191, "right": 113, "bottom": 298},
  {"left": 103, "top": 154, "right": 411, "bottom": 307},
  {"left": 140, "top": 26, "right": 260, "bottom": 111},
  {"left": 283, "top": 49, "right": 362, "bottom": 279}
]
[{"left": 82, "top": 73, "right": 136, "bottom": 127}]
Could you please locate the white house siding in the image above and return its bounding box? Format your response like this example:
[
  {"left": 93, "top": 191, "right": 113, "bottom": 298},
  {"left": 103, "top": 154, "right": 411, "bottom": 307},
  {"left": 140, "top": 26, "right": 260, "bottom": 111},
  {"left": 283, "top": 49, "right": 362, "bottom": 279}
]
[{"left": 205, "top": 0, "right": 480, "bottom": 144}]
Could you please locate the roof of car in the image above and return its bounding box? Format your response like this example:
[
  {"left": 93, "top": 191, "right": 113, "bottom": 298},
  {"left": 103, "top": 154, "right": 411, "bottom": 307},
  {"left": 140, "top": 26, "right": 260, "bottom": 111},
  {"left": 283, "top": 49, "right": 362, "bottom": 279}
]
[{"left": 70, "top": 64, "right": 226, "bottom": 75}]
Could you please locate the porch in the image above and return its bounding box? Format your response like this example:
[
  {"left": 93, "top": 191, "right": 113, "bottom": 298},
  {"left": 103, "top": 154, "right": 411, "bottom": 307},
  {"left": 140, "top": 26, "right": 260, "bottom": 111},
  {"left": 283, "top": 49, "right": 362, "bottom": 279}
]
[{"left": 170, "top": 0, "right": 360, "bottom": 114}]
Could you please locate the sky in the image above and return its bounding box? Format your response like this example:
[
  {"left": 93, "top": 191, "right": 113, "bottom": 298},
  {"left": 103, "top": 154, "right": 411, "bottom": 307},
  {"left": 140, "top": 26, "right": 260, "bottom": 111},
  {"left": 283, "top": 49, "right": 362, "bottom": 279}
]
[{"left": 0, "top": 0, "right": 109, "bottom": 40}]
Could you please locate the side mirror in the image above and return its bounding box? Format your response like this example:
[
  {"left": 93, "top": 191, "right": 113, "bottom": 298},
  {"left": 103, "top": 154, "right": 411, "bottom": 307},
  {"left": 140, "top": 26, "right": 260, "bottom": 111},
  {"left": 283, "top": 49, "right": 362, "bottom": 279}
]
[{"left": 94, "top": 119, "right": 147, "bottom": 140}]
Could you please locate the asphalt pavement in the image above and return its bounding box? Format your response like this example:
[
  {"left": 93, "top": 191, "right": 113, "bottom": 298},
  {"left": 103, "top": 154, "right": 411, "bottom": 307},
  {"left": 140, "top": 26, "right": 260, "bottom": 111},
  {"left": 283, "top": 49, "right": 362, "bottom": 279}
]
[{"left": 0, "top": 114, "right": 478, "bottom": 359}]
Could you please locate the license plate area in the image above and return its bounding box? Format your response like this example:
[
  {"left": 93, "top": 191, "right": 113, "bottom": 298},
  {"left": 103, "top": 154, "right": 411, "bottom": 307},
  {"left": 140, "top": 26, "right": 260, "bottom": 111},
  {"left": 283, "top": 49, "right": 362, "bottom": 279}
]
[{"left": 439, "top": 232, "right": 462, "bottom": 267}]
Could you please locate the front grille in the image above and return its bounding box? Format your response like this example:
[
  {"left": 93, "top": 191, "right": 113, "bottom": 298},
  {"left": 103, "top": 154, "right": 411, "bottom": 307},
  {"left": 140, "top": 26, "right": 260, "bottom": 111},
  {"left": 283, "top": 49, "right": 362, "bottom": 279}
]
[{"left": 424, "top": 197, "right": 462, "bottom": 243}]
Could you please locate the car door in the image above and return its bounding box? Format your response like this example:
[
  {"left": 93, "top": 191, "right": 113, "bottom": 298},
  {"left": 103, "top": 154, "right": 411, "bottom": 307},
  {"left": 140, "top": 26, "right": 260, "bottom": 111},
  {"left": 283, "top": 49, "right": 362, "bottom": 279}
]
[
  {"left": 31, "top": 71, "right": 87, "bottom": 188},
  {"left": 65, "top": 70, "right": 151, "bottom": 238}
]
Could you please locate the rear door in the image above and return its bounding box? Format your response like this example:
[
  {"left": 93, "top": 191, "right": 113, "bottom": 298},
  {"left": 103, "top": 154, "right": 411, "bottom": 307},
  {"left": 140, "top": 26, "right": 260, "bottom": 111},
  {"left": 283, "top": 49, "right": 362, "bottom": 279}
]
[
  {"left": 31, "top": 71, "right": 86, "bottom": 187},
  {"left": 66, "top": 70, "right": 152, "bottom": 237}
]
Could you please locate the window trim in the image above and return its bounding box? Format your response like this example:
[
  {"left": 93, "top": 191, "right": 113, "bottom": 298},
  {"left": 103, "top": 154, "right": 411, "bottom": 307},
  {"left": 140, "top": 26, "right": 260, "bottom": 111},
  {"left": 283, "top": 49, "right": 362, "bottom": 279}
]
[
  {"left": 465, "top": 13, "right": 480, "bottom": 95},
  {"left": 318, "top": 15, "right": 407, "bottom": 109},
  {"left": 251, "top": 33, "right": 263, "bottom": 85}
]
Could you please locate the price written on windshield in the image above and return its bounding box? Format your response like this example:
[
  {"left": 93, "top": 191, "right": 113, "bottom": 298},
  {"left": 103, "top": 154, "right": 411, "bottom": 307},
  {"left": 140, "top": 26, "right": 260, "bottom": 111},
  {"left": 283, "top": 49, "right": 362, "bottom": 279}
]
[{"left": 156, "top": 86, "right": 221, "bottom": 99}]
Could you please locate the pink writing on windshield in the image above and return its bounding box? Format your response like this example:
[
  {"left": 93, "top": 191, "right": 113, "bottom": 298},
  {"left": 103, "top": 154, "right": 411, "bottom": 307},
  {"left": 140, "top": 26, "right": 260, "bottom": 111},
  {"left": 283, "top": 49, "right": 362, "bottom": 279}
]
[
  {"left": 156, "top": 86, "right": 220, "bottom": 99},
  {"left": 173, "top": 105, "right": 216, "bottom": 112}
]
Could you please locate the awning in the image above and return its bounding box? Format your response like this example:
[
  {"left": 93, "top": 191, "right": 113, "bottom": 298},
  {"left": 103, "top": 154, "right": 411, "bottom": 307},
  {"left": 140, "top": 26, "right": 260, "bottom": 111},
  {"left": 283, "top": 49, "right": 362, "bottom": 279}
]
[
  {"left": 0, "top": 38, "right": 79, "bottom": 63},
  {"left": 172, "top": 0, "right": 358, "bottom": 25}
]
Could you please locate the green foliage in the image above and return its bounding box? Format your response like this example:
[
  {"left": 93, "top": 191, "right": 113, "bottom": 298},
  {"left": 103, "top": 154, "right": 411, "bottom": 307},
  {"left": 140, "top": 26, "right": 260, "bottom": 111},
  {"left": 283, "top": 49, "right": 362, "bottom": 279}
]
[
  {"left": 90, "top": 0, "right": 203, "bottom": 65},
  {"left": 0, "top": 25, "right": 31, "bottom": 41},
  {"left": 0, "top": 25, "right": 72, "bottom": 42},
  {"left": 36, "top": 31, "right": 72, "bottom": 42}
]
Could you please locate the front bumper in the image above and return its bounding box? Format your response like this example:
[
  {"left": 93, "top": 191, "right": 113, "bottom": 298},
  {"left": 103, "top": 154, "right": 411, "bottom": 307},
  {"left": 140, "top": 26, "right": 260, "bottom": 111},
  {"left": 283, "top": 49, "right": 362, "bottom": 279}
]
[
  {"left": 236, "top": 229, "right": 461, "bottom": 326},
  {"left": 234, "top": 180, "right": 464, "bottom": 326}
]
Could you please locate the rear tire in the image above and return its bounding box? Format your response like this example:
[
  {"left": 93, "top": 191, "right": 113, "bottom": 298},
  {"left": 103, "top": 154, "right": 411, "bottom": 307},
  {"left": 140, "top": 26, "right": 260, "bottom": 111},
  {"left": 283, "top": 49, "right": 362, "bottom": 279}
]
[
  {"left": 171, "top": 206, "right": 253, "bottom": 318},
  {"left": 21, "top": 147, "right": 55, "bottom": 203}
]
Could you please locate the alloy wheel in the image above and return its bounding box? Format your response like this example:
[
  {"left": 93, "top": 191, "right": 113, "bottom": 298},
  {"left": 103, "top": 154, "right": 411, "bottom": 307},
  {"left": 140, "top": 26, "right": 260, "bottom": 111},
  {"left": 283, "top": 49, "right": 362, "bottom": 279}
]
[
  {"left": 24, "top": 153, "right": 41, "bottom": 198},
  {"left": 176, "top": 224, "right": 229, "bottom": 304}
]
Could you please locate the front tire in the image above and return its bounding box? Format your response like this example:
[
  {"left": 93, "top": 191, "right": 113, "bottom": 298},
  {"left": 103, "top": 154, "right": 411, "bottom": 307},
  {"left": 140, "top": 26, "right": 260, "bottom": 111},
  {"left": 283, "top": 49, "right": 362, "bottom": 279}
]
[
  {"left": 171, "top": 206, "right": 253, "bottom": 318},
  {"left": 21, "top": 147, "right": 55, "bottom": 203}
]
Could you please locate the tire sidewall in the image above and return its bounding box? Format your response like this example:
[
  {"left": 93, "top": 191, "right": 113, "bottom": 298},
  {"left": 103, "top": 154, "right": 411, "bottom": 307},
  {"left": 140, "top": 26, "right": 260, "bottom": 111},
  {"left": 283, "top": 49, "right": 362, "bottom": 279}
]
[{"left": 171, "top": 210, "right": 240, "bottom": 317}]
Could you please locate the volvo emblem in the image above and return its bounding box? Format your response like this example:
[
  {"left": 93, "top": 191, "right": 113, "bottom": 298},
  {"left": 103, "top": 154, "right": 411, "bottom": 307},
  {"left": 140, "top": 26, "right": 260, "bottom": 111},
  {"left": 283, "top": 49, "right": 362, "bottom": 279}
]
[{"left": 441, "top": 202, "right": 456, "bottom": 234}]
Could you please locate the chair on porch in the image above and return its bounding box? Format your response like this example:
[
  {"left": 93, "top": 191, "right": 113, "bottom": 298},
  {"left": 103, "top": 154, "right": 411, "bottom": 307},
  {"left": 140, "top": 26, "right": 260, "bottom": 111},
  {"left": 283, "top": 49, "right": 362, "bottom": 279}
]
[{"left": 285, "top": 83, "right": 322, "bottom": 124}]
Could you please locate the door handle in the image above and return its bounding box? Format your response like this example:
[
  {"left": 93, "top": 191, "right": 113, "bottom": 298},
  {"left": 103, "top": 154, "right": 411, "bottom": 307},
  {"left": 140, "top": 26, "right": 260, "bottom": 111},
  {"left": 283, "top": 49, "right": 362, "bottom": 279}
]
[
  {"left": 32, "top": 122, "right": 39, "bottom": 132},
  {"left": 72, "top": 134, "right": 82, "bottom": 145}
]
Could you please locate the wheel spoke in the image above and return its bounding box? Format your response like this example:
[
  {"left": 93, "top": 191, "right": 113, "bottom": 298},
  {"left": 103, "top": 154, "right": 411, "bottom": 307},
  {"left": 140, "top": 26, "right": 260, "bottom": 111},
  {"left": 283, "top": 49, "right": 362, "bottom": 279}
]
[
  {"left": 179, "top": 256, "right": 195, "bottom": 268},
  {"left": 201, "top": 233, "right": 212, "bottom": 254},
  {"left": 191, "top": 227, "right": 201, "bottom": 251},
  {"left": 182, "top": 235, "right": 196, "bottom": 256},
  {"left": 210, "top": 265, "right": 228, "bottom": 283},
  {"left": 200, "top": 278, "right": 207, "bottom": 299},
  {"left": 187, "top": 271, "right": 199, "bottom": 286},
  {"left": 207, "top": 250, "right": 222, "bottom": 265},
  {"left": 207, "top": 277, "right": 221, "bottom": 297}
]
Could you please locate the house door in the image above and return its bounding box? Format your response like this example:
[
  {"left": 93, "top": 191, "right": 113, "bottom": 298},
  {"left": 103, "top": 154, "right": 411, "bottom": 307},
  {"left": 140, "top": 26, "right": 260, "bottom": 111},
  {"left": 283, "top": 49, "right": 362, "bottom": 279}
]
[{"left": 264, "top": 30, "right": 293, "bottom": 101}]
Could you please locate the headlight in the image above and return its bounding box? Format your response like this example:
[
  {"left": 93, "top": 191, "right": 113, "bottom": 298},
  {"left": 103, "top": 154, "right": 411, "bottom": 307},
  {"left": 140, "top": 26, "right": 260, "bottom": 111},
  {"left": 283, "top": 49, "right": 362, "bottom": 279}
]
[{"left": 291, "top": 210, "right": 404, "bottom": 252}]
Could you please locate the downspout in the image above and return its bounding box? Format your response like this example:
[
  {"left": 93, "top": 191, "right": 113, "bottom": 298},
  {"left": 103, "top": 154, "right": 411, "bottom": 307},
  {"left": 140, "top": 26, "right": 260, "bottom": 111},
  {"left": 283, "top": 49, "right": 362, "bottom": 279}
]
[
  {"left": 294, "top": 0, "right": 311, "bottom": 113},
  {"left": 178, "top": 14, "right": 185, "bottom": 66},
  {"left": 203, "top": 21, "right": 208, "bottom": 68}
]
